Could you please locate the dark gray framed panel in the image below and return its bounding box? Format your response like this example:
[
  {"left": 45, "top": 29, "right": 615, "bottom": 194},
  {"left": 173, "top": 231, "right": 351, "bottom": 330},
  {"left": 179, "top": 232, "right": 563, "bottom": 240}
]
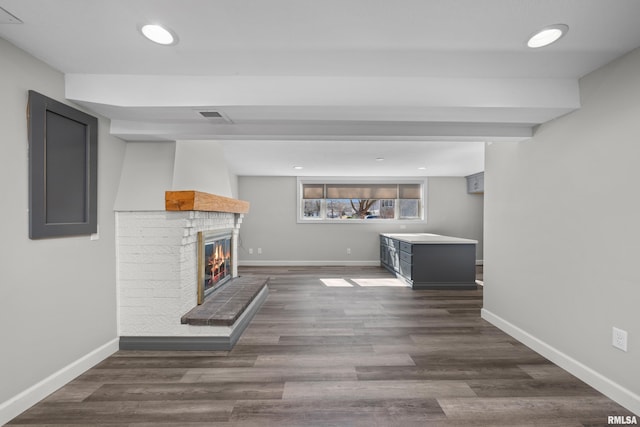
[{"left": 27, "top": 90, "right": 98, "bottom": 239}]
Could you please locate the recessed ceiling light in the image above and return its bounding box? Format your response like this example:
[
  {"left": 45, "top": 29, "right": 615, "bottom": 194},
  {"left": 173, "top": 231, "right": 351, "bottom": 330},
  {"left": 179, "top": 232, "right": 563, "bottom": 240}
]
[
  {"left": 527, "top": 24, "right": 568, "bottom": 48},
  {"left": 293, "top": 166, "right": 304, "bottom": 170},
  {"left": 417, "top": 166, "right": 427, "bottom": 170},
  {"left": 140, "top": 24, "right": 177, "bottom": 45},
  {"left": 375, "top": 157, "right": 385, "bottom": 162}
]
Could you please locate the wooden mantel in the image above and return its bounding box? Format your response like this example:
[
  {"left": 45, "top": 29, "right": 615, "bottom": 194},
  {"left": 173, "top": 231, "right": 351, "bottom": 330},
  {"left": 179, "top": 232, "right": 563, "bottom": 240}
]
[{"left": 165, "top": 191, "right": 250, "bottom": 214}]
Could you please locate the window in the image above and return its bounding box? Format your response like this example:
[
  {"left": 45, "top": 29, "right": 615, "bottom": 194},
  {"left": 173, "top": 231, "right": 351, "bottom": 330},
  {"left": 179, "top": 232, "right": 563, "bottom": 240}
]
[{"left": 298, "top": 179, "right": 424, "bottom": 222}]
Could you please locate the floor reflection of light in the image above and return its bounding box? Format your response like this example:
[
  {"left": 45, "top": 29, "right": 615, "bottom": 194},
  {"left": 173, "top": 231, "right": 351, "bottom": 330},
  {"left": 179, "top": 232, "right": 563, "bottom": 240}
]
[
  {"left": 320, "top": 278, "right": 353, "bottom": 287},
  {"left": 352, "top": 278, "right": 408, "bottom": 287}
]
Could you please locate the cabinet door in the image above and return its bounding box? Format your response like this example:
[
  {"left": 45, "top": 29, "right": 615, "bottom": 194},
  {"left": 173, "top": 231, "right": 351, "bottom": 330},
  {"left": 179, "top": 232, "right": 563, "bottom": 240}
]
[
  {"left": 380, "top": 244, "right": 388, "bottom": 265},
  {"left": 389, "top": 248, "right": 399, "bottom": 271},
  {"left": 399, "top": 260, "right": 412, "bottom": 278},
  {"left": 380, "top": 239, "right": 398, "bottom": 271}
]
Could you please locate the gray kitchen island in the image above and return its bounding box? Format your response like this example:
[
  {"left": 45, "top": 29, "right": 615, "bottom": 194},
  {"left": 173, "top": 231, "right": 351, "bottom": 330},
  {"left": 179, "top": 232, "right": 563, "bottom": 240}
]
[{"left": 380, "top": 233, "right": 478, "bottom": 290}]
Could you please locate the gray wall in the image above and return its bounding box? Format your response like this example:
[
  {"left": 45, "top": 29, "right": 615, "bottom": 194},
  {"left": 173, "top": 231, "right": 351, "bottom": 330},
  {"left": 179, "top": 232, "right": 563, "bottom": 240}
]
[
  {"left": 114, "top": 141, "right": 176, "bottom": 211},
  {"left": 483, "top": 48, "right": 640, "bottom": 413},
  {"left": 238, "top": 176, "right": 483, "bottom": 264},
  {"left": 0, "top": 38, "right": 125, "bottom": 406}
]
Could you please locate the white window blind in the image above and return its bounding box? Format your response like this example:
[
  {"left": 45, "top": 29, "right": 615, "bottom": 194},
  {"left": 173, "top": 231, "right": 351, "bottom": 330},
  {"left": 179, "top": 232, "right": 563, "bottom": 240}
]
[
  {"left": 325, "top": 184, "right": 398, "bottom": 199},
  {"left": 303, "top": 183, "right": 420, "bottom": 199}
]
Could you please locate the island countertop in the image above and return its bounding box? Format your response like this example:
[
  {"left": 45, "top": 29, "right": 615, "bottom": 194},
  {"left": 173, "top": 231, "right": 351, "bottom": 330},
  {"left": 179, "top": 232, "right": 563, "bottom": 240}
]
[{"left": 381, "top": 233, "right": 477, "bottom": 245}]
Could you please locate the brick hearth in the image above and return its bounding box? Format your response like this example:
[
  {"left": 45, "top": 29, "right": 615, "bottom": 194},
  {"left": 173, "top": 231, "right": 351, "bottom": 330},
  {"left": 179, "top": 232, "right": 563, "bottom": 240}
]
[{"left": 181, "top": 276, "right": 269, "bottom": 326}]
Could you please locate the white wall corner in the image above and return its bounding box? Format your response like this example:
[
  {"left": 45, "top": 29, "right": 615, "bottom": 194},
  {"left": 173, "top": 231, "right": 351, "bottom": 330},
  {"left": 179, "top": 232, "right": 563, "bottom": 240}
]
[{"left": 481, "top": 308, "right": 640, "bottom": 416}]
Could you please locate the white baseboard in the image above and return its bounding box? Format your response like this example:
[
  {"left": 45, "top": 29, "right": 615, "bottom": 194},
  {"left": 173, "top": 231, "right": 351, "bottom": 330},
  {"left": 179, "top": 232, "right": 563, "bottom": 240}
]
[
  {"left": 238, "top": 260, "right": 381, "bottom": 267},
  {"left": 481, "top": 308, "right": 640, "bottom": 416},
  {"left": 240, "top": 260, "right": 484, "bottom": 267},
  {"left": 0, "top": 338, "right": 119, "bottom": 425}
]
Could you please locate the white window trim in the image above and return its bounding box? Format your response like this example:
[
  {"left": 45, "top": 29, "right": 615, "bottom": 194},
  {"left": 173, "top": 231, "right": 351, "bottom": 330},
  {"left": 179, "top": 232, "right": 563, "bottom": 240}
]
[{"left": 296, "top": 177, "right": 427, "bottom": 224}]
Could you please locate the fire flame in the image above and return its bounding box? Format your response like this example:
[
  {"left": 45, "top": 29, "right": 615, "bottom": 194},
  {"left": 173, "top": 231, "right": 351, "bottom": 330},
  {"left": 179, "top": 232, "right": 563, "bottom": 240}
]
[{"left": 206, "top": 241, "right": 231, "bottom": 286}]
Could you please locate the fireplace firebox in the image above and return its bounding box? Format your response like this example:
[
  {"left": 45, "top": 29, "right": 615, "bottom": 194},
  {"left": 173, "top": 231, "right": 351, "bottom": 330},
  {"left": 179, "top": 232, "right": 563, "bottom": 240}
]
[{"left": 197, "top": 230, "right": 232, "bottom": 304}]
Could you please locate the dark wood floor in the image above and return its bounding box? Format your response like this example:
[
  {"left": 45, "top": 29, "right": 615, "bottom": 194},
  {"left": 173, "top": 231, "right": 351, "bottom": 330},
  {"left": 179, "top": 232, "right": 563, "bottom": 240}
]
[{"left": 8, "top": 266, "right": 635, "bottom": 426}]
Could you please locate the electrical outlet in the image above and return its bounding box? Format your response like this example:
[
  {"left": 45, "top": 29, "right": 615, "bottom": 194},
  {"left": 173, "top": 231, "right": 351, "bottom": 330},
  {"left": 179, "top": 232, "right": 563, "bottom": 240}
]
[
  {"left": 347, "top": 248, "right": 351, "bottom": 255},
  {"left": 257, "top": 248, "right": 262, "bottom": 255},
  {"left": 612, "top": 327, "right": 628, "bottom": 352},
  {"left": 249, "top": 248, "right": 253, "bottom": 254}
]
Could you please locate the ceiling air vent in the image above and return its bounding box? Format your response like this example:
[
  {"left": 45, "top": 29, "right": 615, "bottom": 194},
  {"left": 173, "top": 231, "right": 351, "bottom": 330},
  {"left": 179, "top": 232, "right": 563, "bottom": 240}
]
[
  {"left": 198, "top": 110, "right": 233, "bottom": 124},
  {"left": 199, "top": 111, "right": 223, "bottom": 118}
]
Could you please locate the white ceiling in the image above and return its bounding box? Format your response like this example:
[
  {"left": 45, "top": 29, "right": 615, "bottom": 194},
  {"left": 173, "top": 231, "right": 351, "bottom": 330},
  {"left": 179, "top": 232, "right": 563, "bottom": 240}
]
[{"left": 2, "top": 0, "right": 640, "bottom": 176}]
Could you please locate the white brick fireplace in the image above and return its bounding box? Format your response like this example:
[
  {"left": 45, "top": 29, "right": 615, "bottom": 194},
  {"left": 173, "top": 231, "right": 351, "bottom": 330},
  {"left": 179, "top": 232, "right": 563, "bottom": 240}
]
[
  {"left": 115, "top": 191, "right": 262, "bottom": 350},
  {"left": 117, "top": 210, "right": 241, "bottom": 336}
]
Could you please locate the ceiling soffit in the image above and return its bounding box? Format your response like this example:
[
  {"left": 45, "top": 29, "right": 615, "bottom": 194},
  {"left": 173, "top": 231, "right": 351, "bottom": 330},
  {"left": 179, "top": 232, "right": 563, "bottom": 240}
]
[{"left": 66, "top": 74, "right": 580, "bottom": 142}]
